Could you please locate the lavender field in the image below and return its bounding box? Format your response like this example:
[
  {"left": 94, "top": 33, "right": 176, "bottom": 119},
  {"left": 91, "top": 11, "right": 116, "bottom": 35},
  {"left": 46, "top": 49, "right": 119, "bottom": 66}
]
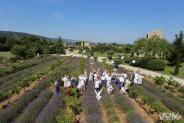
[{"left": 0, "top": 56, "right": 183, "bottom": 123}]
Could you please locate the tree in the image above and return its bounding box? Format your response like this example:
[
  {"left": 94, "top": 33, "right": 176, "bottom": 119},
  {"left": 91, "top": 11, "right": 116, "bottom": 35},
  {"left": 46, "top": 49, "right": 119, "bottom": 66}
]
[
  {"left": 86, "top": 48, "right": 94, "bottom": 57},
  {"left": 157, "top": 38, "right": 169, "bottom": 59},
  {"left": 169, "top": 31, "right": 184, "bottom": 75},
  {"left": 106, "top": 50, "right": 114, "bottom": 59},
  {"left": 11, "top": 45, "right": 28, "bottom": 59},
  {"left": 50, "top": 36, "right": 65, "bottom": 54},
  {"left": 133, "top": 38, "right": 146, "bottom": 57},
  {"left": 133, "top": 36, "right": 169, "bottom": 59}
]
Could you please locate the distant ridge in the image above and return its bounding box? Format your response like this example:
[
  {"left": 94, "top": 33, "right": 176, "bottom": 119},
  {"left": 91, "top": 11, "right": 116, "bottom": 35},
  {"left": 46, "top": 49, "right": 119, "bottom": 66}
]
[{"left": 0, "top": 31, "right": 81, "bottom": 43}]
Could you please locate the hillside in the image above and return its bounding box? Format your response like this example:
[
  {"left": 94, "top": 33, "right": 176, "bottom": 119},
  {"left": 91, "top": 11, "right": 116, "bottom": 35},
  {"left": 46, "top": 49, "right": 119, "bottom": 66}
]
[{"left": 0, "top": 31, "right": 80, "bottom": 43}]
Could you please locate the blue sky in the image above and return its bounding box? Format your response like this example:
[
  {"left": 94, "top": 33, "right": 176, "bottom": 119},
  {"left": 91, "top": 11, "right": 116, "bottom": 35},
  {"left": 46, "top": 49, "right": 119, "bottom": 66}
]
[{"left": 0, "top": 0, "right": 183, "bottom": 43}]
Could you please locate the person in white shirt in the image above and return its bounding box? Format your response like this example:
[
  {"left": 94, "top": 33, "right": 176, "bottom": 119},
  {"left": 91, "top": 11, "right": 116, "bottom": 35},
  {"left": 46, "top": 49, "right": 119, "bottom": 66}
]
[
  {"left": 133, "top": 72, "right": 139, "bottom": 84},
  {"left": 62, "top": 75, "right": 68, "bottom": 88},
  {"left": 106, "top": 81, "right": 113, "bottom": 94},
  {"left": 89, "top": 71, "right": 93, "bottom": 81},
  {"left": 94, "top": 72, "right": 98, "bottom": 83},
  {"left": 122, "top": 73, "right": 128, "bottom": 79},
  {"left": 119, "top": 75, "right": 125, "bottom": 83},
  {"left": 66, "top": 76, "right": 71, "bottom": 96},
  {"left": 117, "top": 74, "right": 125, "bottom": 89},
  {"left": 106, "top": 73, "right": 112, "bottom": 83},
  {"left": 94, "top": 76, "right": 103, "bottom": 101},
  {"left": 101, "top": 74, "right": 107, "bottom": 86},
  {"left": 84, "top": 69, "right": 88, "bottom": 80},
  {"left": 95, "top": 87, "right": 103, "bottom": 101},
  {"left": 77, "top": 74, "right": 85, "bottom": 92},
  {"left": 137, "top": 73, "right": 144, "bottom": 85},
  {"left": 124, "top": 78, "right": 131, "bottom": 90},
  {"left": 103, "top": 70, "right": 107, "bottom": 76},
  {"left": 95, "top": 77, "right": 101, "bottom": 92},
  {"left": 120, "top": 77, "right": 131, "bottom": 94}
]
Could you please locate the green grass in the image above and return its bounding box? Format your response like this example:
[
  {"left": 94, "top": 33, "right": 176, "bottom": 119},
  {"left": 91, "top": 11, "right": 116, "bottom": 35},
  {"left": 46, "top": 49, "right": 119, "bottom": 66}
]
[
  {"left": 161, "top": 63, "right": 184, "bottom": 79},
  {"left": 0, "top": 51, "right": 14, "bottom": 59}
]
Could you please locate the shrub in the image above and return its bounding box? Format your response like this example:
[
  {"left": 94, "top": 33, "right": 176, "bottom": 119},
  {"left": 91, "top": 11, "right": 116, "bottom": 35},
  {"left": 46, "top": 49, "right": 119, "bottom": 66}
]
[
  {"left": 130, "top": 57, "right": 142, "bottom": 67},
  {"left": 124, "top": 56, "right": 132, "bottom": 63},
  {"left": 141, "top": 95, "right": 155, "bottom": 105},
  {"left": 56, "top": 108, "right": 74, "bottom": 123},
  {"left": 0, "top": 80, "right": 3, "bottom": 86},
  {"left": 11, "top": 45, "right": 28, "bottom": 59},
  {"left": 172, "top": 80, "right": 181, "bottom": 89},
  {"left": 167, "top": 77, "right": 181, "bottom": 89},
  {"left": 0, "top": 56, "right": 5, "bottom": 64},
  {"left": 106, "top": 50, "right": 114, "bottom": 60},
  {"left": 0, "top": 71, "right": 6, "bottom": 77},
  {"left": 154, "top": 76, "right": 165, "bottom": 86},
  {"left": 139, "top": 56, "right": 152, "bottom": 68},
  {"left": 147, "top": 59, "right": 166, "bottom": 71},
  {"left": 57, "top": 96, "right": 81, "bottom": 123},
  {"left": 178, "top": 86, "right": 184, "bottom": 95},
  {"left": 70, "top": 88, "right": 80, "bottom": 98},
  {"left": 94, "top": 56, "right": 97, "bottom": 61},
  {"left": 151, "top": 101, "right": 169, "bottom": 113},
  {"left": 114, "top": 59, "right": 122, "bottom": 68},
  {"left": 129, "top": 86, "right": 140, "bottom": 98}
]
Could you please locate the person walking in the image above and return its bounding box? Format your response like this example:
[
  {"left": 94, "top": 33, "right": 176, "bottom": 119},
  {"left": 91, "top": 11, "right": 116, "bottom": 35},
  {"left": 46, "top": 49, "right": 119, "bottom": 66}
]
[
  {"left": 62, "top": 75, "right": 68, "bottom": 88},
  {"left": 94, "top": 76, "right": 103, "bottom": 101},
  {"left": 137, "top": 73, "right": 144, "bottom": 85},
  {"left": 66, "top": 76, "right": 71, "bottom": 97},
  {"left": 54, "top": 79, "right": 59, "bottom": 96}
]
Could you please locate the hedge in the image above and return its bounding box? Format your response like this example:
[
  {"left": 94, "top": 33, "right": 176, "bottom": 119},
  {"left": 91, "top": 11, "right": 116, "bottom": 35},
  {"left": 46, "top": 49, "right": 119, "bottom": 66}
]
[
  {"left": 147, "top": 59, "right": 166, "bottom": 71},
  {"left": 125, "top": 56, "right": 166, "bottom": 71}
]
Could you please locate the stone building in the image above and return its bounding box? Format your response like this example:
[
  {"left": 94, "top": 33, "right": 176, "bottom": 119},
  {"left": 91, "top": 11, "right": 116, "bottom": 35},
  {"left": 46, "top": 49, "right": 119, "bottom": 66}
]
[
  {"left": 81, "top": 41, "right": 91, "bottom": 49},
  {"left": 146, "top": 30, "right": 163, "bottom": 39}
]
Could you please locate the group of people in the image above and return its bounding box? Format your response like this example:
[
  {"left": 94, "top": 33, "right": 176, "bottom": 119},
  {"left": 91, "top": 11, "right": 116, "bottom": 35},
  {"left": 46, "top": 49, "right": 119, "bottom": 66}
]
[
  {"left": 89, "top": 68, "right": 144, "bottom": 101},
  {"left": 113, "top": 71, "right": 143, "bottom": 94},
  {"left": 54, "top": 72, "right": 88, "bottom": 96},
  {"left": 88, "top": 69, "right": 113, "bottom": 101},
  {"left": 54, "top": 66, "right": 144, "bottom": 102},
  {"left": 54, "top": 75, "right": 76, "bottom": 96}
]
